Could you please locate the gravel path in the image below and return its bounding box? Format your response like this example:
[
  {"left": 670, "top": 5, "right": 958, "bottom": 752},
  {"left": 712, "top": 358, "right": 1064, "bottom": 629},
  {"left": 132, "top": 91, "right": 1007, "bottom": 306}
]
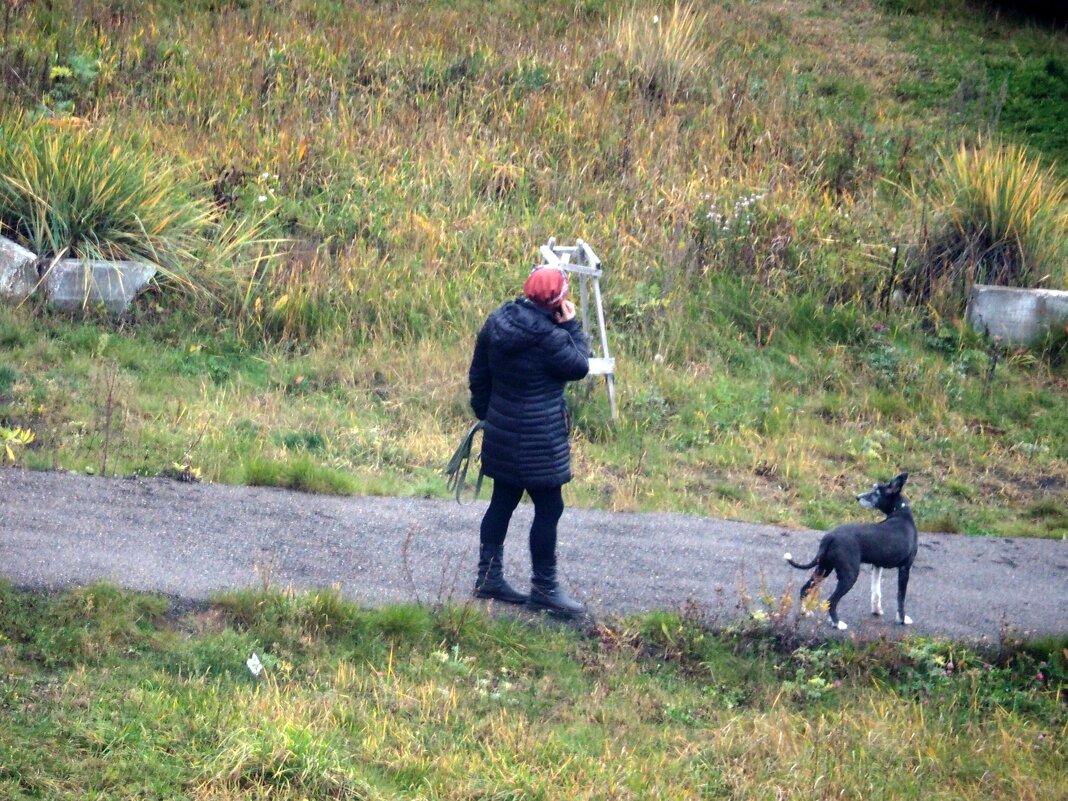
[{"left": 1, "top": 468, "right": 1066, "bottom": 643}]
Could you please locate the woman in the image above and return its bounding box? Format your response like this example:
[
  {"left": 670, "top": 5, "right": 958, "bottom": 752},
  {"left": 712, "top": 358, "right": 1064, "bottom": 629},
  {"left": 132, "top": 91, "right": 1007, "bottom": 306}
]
[{"left": 468, "top": 264, "right": 590, "bottom": 616}]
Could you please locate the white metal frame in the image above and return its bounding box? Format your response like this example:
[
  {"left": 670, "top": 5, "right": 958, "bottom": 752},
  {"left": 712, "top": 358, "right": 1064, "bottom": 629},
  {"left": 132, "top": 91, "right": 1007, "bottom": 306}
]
[{"left": 539, "top": 237, "right": 617, "bottom": 420}]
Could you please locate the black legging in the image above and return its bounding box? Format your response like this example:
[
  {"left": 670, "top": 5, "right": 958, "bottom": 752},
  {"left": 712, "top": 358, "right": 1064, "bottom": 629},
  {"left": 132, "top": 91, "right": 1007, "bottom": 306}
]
[{"left": 479, "top": 480, "right": 563, "bottom": 562}]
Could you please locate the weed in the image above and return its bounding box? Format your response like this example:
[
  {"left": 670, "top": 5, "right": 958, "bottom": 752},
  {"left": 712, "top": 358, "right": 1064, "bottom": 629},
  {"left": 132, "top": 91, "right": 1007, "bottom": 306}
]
[
  {"left": 0, "top": 422, "right": 33, "bottom": 463},
  {"left": 201, "top": 679, "right": 367, "bottom": 796},
  {"left": 0, "top": 364, "right": 15, "bottom": 393}
]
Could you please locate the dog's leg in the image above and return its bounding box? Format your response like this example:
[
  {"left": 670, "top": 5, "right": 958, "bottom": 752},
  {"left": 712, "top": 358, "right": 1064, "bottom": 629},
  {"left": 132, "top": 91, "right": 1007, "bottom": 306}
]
[
  {"left": 827, "top": 564, "right": 859, "bottom": 631},
  {"left": 895, "top": 566, "right": 913, "bottom": 625},
  {"left": 870, "top": 566, "right": 883, "bottom": 616}
]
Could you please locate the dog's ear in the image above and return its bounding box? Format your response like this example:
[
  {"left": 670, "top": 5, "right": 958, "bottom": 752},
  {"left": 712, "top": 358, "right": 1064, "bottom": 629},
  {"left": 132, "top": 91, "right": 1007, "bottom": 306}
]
[{"left": 890, "top": 472, "right": 908, "bottom": 491}]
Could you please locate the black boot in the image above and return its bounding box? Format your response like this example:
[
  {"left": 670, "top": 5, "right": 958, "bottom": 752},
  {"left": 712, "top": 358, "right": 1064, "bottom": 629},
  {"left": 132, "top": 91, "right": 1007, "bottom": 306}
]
[
  {"left": 474, "top": 544, "right": 528, "bottom": 604},
  {"left": 528, "top": 560, "right": 585, "bottom": 618}
]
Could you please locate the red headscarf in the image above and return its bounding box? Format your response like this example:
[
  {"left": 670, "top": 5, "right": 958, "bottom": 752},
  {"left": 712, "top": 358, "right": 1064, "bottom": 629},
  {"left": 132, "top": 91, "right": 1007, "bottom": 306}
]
[{"left": 523, "top": 266, "right": 569, "bottom": 310}]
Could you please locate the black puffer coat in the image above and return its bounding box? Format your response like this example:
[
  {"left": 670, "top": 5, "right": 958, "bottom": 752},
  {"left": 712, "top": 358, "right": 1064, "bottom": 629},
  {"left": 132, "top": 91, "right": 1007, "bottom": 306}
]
[{"left": 469, "top": 298, "right": 590, "bottom": 488}]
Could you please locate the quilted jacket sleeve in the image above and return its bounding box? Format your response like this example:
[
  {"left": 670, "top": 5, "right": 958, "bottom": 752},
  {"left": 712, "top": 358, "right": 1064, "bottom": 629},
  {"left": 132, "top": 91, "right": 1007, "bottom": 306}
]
[
  {"left": 545, "top": 319, "right": 590, "bottom": 382},
  {"left": 468, "top": 319, "right": 492, "bottom": 420}
]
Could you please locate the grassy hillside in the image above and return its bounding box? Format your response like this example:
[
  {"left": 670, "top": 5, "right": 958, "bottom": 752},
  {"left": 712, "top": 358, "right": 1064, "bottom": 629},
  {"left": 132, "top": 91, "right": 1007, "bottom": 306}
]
[{"left": 1, "top": 0, "right": 1067, "bottom": 537}]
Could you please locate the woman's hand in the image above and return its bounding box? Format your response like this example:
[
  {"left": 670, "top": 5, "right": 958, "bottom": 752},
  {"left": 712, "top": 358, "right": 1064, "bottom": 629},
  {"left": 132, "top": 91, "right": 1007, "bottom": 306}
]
[{"left": 554, "top": 300, "right": 576, "bottom": 323}]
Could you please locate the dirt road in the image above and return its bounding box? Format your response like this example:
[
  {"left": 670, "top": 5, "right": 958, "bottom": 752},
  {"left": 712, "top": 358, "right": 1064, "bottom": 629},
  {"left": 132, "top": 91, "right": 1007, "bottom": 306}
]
[{"left": 1, "top": 468, "right": 1065, "bottom": 643}]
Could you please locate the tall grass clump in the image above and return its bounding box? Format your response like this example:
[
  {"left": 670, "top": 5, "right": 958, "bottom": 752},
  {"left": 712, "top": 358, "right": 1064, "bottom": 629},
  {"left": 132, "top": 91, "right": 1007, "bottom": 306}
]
[
  {"left": 613, "top": 1, "right": 708, "bottom": 103},
  {"left": 911, "top": 139, "right": 1068, "bottom": 311},
  {"left": 0, "top": 117, "right": 215, "bottom": 287}
]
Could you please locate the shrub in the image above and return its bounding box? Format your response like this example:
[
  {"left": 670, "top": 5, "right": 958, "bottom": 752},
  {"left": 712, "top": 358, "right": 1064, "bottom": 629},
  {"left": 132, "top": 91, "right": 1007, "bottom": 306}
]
[
  {"left": 0, "top": 116, "right": 214, "bottom": 288},
  {"left": 613, "top": 1, "right": 708, "bottom": 103},
  {"left": 910, "top": 139, "right": 1068, "bottom": 312}
]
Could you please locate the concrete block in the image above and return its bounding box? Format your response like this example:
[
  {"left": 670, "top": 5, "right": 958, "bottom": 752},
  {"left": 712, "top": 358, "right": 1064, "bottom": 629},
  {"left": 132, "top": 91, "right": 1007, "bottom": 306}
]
[
  {"left": 966, "top": 284, "right": 1068, "bottom": 346},
  {"left": 43, "top": 259, "right": 157, "bottom": 315},
  {"left": 0, "top": 236, "right": 39, "bottom": 303}
]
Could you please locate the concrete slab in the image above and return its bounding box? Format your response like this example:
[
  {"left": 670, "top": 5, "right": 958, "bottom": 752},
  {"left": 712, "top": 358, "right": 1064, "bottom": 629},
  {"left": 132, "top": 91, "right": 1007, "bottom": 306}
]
[
  {"left": 966, "top": 284, "right": 1068, "bottom": 346},
  {"left": 43, "top": 258, "right": 156, "bottom": 314}
]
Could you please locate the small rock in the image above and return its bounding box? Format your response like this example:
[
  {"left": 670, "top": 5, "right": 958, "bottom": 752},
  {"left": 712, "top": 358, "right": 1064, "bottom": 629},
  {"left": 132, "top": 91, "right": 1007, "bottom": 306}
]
[{"left": 0, "top": 235, "right": 39, "bottom": 303}]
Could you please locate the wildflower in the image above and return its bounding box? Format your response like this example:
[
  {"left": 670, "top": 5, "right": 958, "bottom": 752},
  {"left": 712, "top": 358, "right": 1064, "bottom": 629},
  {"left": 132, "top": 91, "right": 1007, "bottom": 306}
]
[
  {"left": 653, "top": 14, "right": 659, "bottom": 24},
  {"left": 1036, "top": 672, "right": 1045, "bottom": 682},
  {"left": 833, "top": 679, "right": 842, "bottom": 688},
  {"left": 258, "top": 195, "right": 268, "bottom": 203}
]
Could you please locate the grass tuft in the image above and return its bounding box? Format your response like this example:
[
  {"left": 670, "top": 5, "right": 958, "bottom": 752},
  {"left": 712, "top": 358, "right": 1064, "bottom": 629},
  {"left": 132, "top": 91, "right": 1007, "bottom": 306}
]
[
  {"left": 243, "top": 455, "right": 359, "bottom": 495},
  {"left": 910, "top": 139, "right": 1068, "bottom": 311},
  {"left": 613, "top": 1, "right": 708, "bottom": 103}
]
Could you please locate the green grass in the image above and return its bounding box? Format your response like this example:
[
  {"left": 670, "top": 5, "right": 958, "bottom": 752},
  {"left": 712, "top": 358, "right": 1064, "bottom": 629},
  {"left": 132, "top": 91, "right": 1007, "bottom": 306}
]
[
  {"left": 243, "top": 454, "right": 359, "bottom": 495},
  {"left": 0, "top": 581, "right": 1064, "bottom": 799},
  {"left": 880, "top": 0, "right": 1068, "bottom": 167}
]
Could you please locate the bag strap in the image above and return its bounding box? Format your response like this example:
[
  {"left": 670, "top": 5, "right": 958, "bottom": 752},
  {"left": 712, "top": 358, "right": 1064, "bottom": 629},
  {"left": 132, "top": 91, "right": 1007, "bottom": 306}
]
[{"left": 444, "top": 420, "right": 485, "bottom": 504}]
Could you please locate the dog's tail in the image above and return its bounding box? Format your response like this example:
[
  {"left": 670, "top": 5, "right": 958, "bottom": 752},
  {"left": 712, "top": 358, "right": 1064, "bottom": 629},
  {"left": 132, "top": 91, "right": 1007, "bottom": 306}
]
[{"left": 783, "top": 542, "right": 823, "bottom": 570}]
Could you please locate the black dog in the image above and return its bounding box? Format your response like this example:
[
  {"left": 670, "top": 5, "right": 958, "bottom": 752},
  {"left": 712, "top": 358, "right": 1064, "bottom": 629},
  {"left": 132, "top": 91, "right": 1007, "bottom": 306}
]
[{"left": 783, "top": 472, "right": 917, "bottom": 630}]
